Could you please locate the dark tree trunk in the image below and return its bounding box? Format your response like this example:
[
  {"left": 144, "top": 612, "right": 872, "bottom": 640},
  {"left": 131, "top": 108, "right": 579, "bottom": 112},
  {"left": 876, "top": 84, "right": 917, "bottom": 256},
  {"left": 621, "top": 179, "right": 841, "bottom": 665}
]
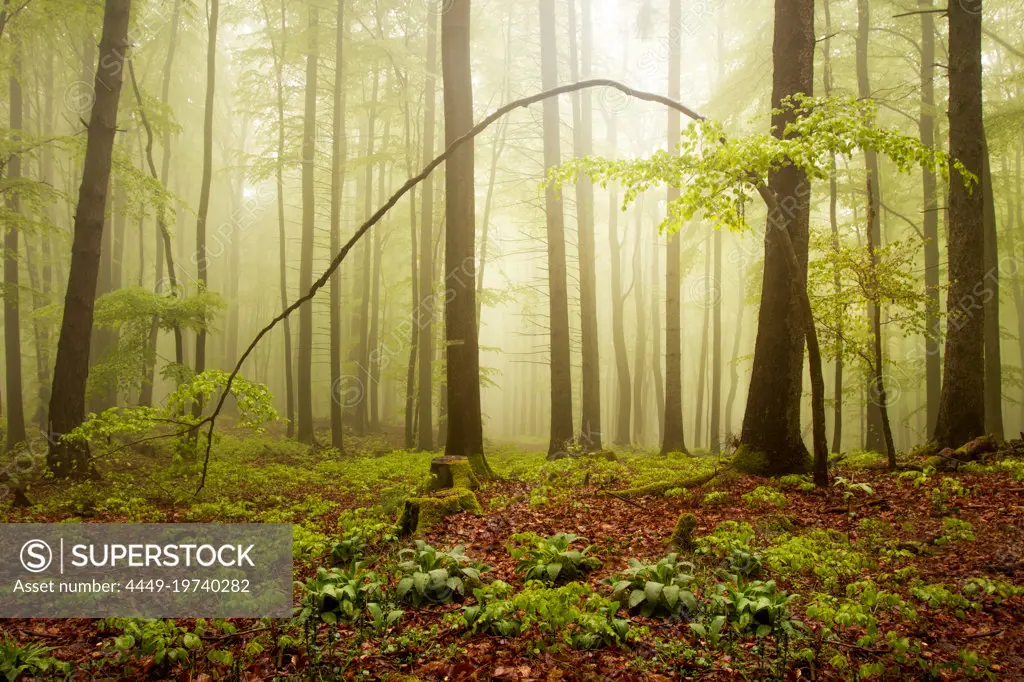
[
  {"left": 4, "top": 47, "right": 26, "bottom": 450},
  {"left": 823, "top": 0, "right": 843, "bottom": 453},
  {"left": 31, "top": 51, "right": 55, "bottom": 427},
  {"left": 417, "top": 7, "right": 438, "bottom": 451},
  {"left": 919, "top": 0, "right": 941, "bottom": 436},
  {"left": 724, "top": 261, "right": 744, "bottom": 438},
  {"left": 193, "top": 0, "right": 219, "bottom": 419},
  {"left": 538, "top": 0, "right": 574, "bottom": 457},
  {"left": 866, "top": 181, "right": 897, "bottom": 469},
  {"left": 739, "top": 0, "right": 814, "bottom": 474},
  {"left": 982, "top": 141, "right": 1003, "bottom": 440},
  {"left": 48, "top": 0, "right": 131, "bottom": 477},
  {"left": 441, "top": 0, "right": 490, "bottom": 477},
  {"left": 934, "top": 0, "right": 985, "bottom": 448},
  {"left": 569, "top": 0, "right": 601, "bottom": 450},
  {"left": 662, "top": 0, "right": 687, "bottom": 455},
  {"left": 329, "top": 0, "right": 347, "bottom": 451},
  {"left": 857, "top": 0, "right": 886, "bottom": 454},
  {"left": 296, "top": 6, "right": 318, "bottom": 444}
]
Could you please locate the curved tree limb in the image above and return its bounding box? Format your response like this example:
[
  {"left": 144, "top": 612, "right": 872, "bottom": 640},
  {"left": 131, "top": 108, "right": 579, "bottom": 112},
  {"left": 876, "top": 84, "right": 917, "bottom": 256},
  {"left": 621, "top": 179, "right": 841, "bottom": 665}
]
[{"left": 190, "top": 79, "right": 708, "bottom": 495}]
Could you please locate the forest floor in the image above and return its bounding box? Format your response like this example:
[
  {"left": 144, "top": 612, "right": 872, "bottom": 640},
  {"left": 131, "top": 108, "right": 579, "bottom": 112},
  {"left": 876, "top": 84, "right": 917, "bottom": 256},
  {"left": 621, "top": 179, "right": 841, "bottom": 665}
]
[{"left": 1, "top": 430, "right": 1023, "bottom": 681}]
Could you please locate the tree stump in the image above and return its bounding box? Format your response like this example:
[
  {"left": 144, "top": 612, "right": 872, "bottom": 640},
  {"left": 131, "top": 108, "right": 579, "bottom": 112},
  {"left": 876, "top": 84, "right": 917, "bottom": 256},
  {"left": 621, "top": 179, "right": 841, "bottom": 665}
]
[
  {"left": 429, "top": 456, "right": 480, "bottom": 491},
  {"left": 398, "top": 487, "right": 482, "bottom": 536}
]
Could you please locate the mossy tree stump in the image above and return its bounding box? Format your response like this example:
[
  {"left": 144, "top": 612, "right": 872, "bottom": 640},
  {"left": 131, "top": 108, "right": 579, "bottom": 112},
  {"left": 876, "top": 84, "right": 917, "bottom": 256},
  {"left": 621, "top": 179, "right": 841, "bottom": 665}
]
[
  {"left": 428, "top": 456, "right": 480, "bottom": 491},
  {"left": 398, "top": 487, "right": 482, "bottom": 536},
  {"left": 671, "top": 513, "right": 698, "bottom": 550}
]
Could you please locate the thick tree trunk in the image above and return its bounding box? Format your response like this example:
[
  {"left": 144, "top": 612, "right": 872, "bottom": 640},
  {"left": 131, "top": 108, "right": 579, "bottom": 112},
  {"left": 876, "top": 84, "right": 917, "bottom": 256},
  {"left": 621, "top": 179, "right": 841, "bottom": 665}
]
[
  {"left": 569, "top": 0, "right": 601, "bottom": 450},
  {"left": 538, "top": 0, "right": 574, "bottom": 457},
  {"left": 934, "top": 0, "right": 985, "bottom": 448},
  {"left": 441, "top": 0, "right": 490, "bottom": 478},
  {"left": 417, "top": 8, "right": 438, "bottom": 451},
  {"left": 4, "top": 49, "right": 26, "bottom": 450},
  {"left": 296, "top": 6, "right": 318, "bottom": 443},
  {"left": 739, "top": 0, "right": 813, "bottom": 474},
  {"left": 329, "top": 0, "right": 347, "bottom": 451},
  {"left": 662, "top": 0, "right": 687, "bottom": 455},
  {"left": 47, "top": 0, "right": 131, "bottom": 477},
  {"left": 919, "top": 0, "right": 941, "bottom": 436}
]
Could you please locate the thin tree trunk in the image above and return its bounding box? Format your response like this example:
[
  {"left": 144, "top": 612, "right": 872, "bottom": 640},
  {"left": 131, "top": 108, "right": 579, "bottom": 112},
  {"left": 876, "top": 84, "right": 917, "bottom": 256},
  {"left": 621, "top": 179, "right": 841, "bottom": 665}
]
[
  {"left": 4, "top": 45, "right": 26, "bottom": 450},
  {"left": 866, "top": 180, "right": 897, "bottom": 468},
  {"left": 193, "top": 0, "right": 219, "bottom": 419},
  {"left": 824, "top": 0, "right": 843, "bottom": 453},
  {"left": 632, "top": 204, "right": 646, "bottom": 445},
  {"left": 569, "top": 0, "right": 601, "bottom": 450},
  {"left": 934, "top": 0, "right": 985, "bottom": 448},
  {"left": 919, "top": 0, "right": 941, "bottom": 436},
  {"left": 417, "top": 7, "right": 438, "bottom": 451},
  {"left": 261, "top": 0, "right": 295, "bottom": 437},
  {"left": 48, "top": 0, "right": 131, "bottom": 477},
  {"left": 982, "top": 142, "right": 1003, "bottom": 439},
  {"left": 724, "top": 262, "right": 744, "bottom": 438},
  {"left": 694, "top": 233, "right": 710, "bottom": 448},
  {"left": 538, "top": 0, "right": 574, "bottom": 457},
  {"left": 369, "top": 119, "right": 390, "bottom": 431},
  {"left": 651, "top": 230, "right": 664, "bottom": 443},
  {"left": 710, "top": 225, "right": 722, "bottom": 453},
  {"left": 608, "top": 113, "right": 631, "bottom": 445},
  {"left": 329, "top": 0, "right": 347, "bottom": 451},
  {"left": 857, "top": 0, "right": 886, "bottom": 453},
  {"left": 356, "top": 70, "right": 379, "bottom": 436},
  {"left": 662, "top": 0, "right": 687, "bottom": 455},
  {"left": 296, "top": 5, "right": 318, "bottom": 443},
  {"left": 441, "top": 0, "right": 490, "bottom": 477}
]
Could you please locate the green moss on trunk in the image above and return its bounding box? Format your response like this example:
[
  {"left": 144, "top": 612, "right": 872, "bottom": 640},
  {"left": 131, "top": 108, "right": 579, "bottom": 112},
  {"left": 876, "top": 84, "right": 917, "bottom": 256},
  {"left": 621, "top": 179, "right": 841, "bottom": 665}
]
[{"left": 398, "top": 487, "right": 482, "bottom": 536}]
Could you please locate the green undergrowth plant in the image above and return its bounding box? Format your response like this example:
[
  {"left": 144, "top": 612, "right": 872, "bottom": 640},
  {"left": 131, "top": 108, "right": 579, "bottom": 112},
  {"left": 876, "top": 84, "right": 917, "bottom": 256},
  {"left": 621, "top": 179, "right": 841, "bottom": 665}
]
[
  {"left": 743, "top": 485, "right": 788, "bottom": 509},
  {"left": 462, "top": 580, "right": 632, "bottom": 650},
  {"left": 0, "top": 635, "right": 70, "bottom": 680},
  {"left": 396, "top": 541, "right": 491, "bottom": 606},
  {"left": 606, "top": 553, "right": 698, "bottom": 619},
  {"left": 509, "top": 532, "right": 603, "bottom": 584},
  {"left": 297, "top": 562, "right": 382, "bottom": 626}
]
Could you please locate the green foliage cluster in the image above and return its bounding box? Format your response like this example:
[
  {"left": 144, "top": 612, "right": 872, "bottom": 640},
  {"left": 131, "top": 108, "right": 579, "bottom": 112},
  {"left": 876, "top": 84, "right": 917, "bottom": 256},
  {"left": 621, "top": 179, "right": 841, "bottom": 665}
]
[
  {"left": 0, "top": 635, "right": 69, "bottom": 680},
  {"left": 508, "top": 532, "right": 603, "bottom": 584},
  {"left": 462, "top": 581, "right": 631, "bottom": 650},
  {"left": 606, "top": 554, "right": 697, "bottom": 619},
  {"left": 396, "top": 541, "right": 491, "bottom": 606}
]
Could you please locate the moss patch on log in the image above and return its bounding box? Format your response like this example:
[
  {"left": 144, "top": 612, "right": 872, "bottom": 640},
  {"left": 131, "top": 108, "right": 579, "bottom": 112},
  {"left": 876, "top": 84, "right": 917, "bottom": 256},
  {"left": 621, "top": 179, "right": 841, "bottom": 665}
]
[
  {"left": 608, "top": 468, "right": 728, "bottom": 498},
  {"left": 398, "top": 487, "right": 482, "bottom": 536}
]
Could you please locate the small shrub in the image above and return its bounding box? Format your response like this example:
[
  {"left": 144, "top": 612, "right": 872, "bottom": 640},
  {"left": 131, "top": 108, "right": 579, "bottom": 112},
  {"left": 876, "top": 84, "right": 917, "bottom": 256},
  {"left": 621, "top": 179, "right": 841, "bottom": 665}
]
[
  {"left": 509, "top": 532, "right": 602, "bottom": 584},
  {"left": 396, "top": 541, "right": 491, "bottom": 606},
  {"left": 702, "top": 491, "right": 729, "bottom": 506},
  {"left": 0, "top": 636, "right": 70, "bottom": 680},
  {"left": 606, "top": 553, "right": 697, "bottom": 619},
  {"left": 743, "top": 486, "right": 788, "bottom": 509}
]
